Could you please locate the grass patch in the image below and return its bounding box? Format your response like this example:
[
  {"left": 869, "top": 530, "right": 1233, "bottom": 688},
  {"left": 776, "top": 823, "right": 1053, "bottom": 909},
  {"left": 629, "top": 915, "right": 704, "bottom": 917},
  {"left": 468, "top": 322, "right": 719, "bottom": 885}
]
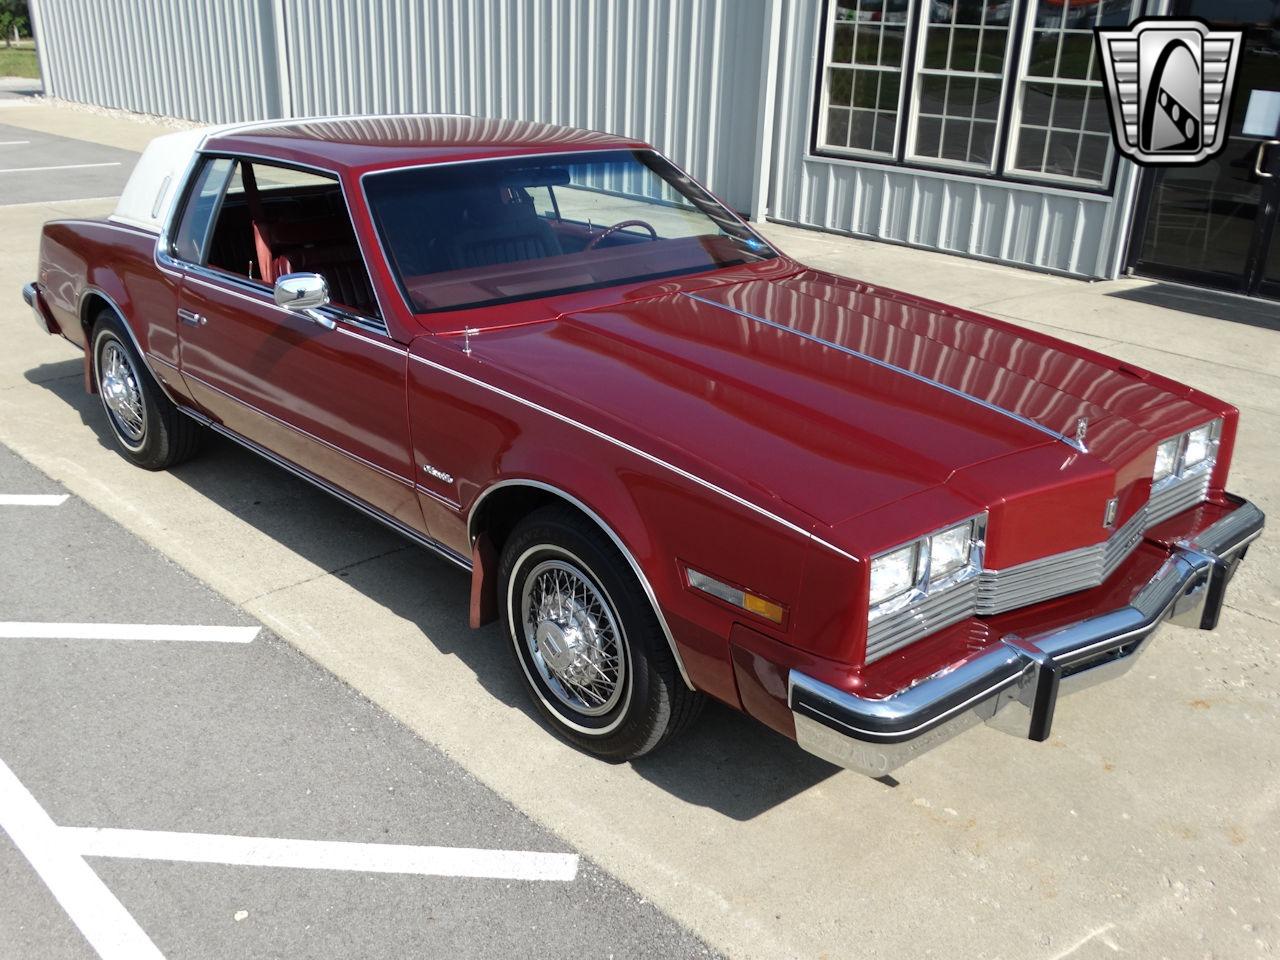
[{"left": 0, "top": 45, "right": 39, "bottom": 79}]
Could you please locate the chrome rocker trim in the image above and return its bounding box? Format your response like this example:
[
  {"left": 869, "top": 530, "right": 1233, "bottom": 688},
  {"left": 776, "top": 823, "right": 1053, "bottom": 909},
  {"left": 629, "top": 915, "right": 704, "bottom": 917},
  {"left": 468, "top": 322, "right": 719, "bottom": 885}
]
[{"left": 788, "top": 497, "right": 1265, "bottom": 778}]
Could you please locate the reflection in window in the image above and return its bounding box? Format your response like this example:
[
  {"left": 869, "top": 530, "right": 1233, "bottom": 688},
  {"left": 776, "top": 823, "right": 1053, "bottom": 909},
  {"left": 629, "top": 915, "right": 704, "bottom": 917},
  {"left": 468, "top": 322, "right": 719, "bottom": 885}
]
[
  {"left": 909, "top": 1, "right": 1014, "bottom": 170},
  {"left": 818, "top": 0, "right": 909, "bottom": 157},
  {"left": 1008, "top": 0, "right": 1141, "bottom": 185}
]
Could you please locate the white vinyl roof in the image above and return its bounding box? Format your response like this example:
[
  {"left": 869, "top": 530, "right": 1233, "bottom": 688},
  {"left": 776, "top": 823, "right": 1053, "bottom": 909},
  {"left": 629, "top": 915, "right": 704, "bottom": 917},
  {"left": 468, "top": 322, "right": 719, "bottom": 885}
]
[{"left": 109, "top": 126, "right": 218, "bottom": 234}]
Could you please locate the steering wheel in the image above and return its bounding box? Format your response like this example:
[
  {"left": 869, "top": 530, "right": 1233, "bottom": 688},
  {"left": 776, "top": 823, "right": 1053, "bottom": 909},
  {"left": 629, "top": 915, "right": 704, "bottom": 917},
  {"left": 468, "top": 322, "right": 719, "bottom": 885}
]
[{"left": 585, "top": 219, "right": 658, "bottom": 251}]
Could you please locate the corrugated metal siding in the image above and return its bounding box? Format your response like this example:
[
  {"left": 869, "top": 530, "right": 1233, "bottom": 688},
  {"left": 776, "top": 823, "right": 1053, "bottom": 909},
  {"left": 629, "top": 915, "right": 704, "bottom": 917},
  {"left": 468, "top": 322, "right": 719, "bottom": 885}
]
[
  {"left": 277, "top": 0, "right": 769, "bottom": 210},
  {"left": 31, "top": 0, "right": 283, "bottom": 123},
  {"left": 766, "top": 0, "right": 1131, "bottom": 279},
  {"left": 30, "top": 0, "right": 773, "bottom": 213}
]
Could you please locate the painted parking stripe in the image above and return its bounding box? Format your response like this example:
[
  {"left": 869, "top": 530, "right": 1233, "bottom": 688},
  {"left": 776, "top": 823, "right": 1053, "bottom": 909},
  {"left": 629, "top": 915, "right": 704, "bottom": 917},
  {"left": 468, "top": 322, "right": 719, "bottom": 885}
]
[
  {"left": 0, "top": 161, "right": 123, "bottom": 174},
  {"left": 0, "top": 139, "right": 31, "bottom": 145},
  {"left": 64, "top": 828, "right": 581, "bottom": 882},
  {"left": 0, "top": 494, "right": 69, "bottom": 506},
  {"left": 0, "top": 761, "right": 166, "bottom": 960},
  {"left": 0, "top": 623, "right": 260, "bottom": 643}
]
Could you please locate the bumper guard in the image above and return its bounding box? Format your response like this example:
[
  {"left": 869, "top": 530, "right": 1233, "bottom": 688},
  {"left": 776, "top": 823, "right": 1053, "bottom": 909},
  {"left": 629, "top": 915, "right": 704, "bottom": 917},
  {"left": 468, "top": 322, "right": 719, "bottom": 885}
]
[{"left": 788, "top": 497, "right": 1265, "bottom": 777}]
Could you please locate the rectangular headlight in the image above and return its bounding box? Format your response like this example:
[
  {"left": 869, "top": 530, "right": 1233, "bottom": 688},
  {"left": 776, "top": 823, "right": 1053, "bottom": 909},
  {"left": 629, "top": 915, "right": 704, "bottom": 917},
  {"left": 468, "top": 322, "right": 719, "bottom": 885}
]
[
  {"left": 1153, "top": 437, "right": 1180, "bottom": 482},
  {"left": 869, "top": 543, "right": 919, "bottom": 606},
  {"left": 928, "top": 520, "right": 973, "bottom": 581},
  {"left": 1182, "top": 420, "right": 1218, "bottom": 468}
]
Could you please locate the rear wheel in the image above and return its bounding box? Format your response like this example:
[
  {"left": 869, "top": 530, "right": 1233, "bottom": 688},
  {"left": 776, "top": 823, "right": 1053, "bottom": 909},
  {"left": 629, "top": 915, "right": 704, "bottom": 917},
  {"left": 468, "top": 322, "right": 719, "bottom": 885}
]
[
  {"left": 499, "top": 507, "right": 703, "bottom": 761},
  {"left": 92, "top": 312, "right": 202, "bottom": 470}
]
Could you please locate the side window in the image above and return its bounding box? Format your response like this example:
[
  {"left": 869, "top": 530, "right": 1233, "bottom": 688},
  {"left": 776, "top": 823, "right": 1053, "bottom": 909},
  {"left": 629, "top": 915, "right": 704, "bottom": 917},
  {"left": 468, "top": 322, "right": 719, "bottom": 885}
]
[
  {"left": 171, "top": 157, "right": 235, "bottom": 264},
  {"left": 525, "top": 185, "right": 559, "bottom": 220},
  {"left": 201, "top": 158, "right": 380, "bottom": 319}
]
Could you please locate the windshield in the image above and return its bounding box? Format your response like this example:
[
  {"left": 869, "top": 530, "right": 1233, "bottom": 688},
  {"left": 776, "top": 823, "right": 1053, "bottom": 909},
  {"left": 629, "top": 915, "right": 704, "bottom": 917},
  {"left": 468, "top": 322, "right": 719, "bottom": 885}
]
[{"left": 363, "top": 149, "right": 777, "bottom": 313}]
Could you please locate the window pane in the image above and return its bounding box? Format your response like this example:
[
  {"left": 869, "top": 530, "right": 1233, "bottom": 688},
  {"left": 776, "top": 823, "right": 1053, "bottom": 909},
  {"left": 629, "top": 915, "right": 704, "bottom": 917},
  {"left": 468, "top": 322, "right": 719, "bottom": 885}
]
[
  {"left": 365, "top": 151, "right": 777, "bottom": 313},
  {"left": 909, "top": 0, "right": 1013, "bottom": 171},
  {"left": 1007, "top": 0, "right": 1143, "bottom": 186},
  {"left": 173, "top": 157, "right": 235, "bottom": 264},
  {"left": 817, "top": 1, "right": 906, "bottom": 157}
]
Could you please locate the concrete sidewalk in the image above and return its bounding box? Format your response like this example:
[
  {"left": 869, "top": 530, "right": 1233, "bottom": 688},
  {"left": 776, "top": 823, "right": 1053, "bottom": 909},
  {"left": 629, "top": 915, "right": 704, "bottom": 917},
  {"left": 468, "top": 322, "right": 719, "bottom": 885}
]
[{"left": 2, "top": 100, "right": 1277, "bottom": 960}]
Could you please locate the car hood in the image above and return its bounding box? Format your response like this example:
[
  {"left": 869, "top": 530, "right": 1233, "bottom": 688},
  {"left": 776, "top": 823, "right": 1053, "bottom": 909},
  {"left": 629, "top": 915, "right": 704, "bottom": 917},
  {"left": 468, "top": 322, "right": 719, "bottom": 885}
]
[{"left": 463, "top": 268, "right": 1215, "bottom": 528}]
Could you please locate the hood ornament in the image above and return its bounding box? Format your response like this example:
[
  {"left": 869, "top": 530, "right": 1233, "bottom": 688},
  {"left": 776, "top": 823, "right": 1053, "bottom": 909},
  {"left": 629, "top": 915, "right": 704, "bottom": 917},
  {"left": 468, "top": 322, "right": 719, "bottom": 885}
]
[{"left": 1073, "top": 416, "right": 1089, "bottom": 453}]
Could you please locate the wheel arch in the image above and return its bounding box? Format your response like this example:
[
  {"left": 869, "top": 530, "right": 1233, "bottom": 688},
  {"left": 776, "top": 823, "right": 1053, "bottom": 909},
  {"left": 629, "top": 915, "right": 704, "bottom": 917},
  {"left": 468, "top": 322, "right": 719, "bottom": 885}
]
[
  {"left": 467, "top": 478, "right": 695, "bottom": 691},
  {"left": 78, "top": 285, "right": 177, "bottom": 404}
]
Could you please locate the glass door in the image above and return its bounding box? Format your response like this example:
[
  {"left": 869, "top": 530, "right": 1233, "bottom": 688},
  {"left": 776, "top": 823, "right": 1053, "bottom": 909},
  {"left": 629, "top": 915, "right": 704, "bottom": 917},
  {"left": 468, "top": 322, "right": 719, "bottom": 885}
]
[{"left": 1129, "top": 0, "right": 1280, "bottom": 301}]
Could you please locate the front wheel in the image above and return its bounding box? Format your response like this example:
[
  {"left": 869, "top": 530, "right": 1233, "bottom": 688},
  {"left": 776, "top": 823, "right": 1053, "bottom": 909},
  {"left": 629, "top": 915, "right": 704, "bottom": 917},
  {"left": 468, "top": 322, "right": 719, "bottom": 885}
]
[
  {"left": 499, "top": 507, "right": 703, "bottom": 761},
  {"left": 92, "top": 312, "right": 202, "bottom": 470}
]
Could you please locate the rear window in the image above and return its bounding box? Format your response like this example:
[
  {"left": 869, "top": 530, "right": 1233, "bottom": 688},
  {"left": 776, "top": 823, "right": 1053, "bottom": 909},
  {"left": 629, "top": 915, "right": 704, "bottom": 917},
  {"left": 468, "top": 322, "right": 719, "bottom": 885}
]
[{"left": 363, "top": 149, "right": 776, "bottom": 313}]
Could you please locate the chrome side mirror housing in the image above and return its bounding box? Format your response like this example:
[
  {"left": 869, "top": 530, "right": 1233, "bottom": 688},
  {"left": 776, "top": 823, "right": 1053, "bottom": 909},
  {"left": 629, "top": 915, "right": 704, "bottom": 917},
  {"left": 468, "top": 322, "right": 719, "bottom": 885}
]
[{"left": 273, "top": 272, "right": 335, "bottom": 329}]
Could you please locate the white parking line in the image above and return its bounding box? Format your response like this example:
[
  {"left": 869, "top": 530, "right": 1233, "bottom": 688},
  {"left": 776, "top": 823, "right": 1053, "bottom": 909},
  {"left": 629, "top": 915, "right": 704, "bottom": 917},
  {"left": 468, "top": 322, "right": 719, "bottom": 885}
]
[
  {"left": 0, "top": 761, "right": 167, "bottom": 960},
  {"left": 0, "top": 493, "right": 69, "bottom": 506},
  {"left": 0, "top": 161, "right": 122, "bottom": 174},
  {"left": 65, "top": 828, "right": 581, "bottom": 882},
  {"left": 0, "top": 139, "right": 31, "bottom": 145},
  {"left": 0, "top": 623, "right": 260, "bottom": 643}
]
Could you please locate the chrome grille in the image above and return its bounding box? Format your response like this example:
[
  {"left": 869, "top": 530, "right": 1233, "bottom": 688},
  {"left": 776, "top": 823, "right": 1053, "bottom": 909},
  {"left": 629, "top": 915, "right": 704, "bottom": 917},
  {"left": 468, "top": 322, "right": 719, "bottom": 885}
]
[
  {"left": 864, "top": 469, "right": 1212, "bottom": 664},
  {"left": 866, "top": 578, "right": 980, "bottom": 663},
  {"left": 1148, "top": 469, "right": 1210, "bottom": 527},
  {"left": 977, "top": 504, "right": 1148, "bottom": 615}
]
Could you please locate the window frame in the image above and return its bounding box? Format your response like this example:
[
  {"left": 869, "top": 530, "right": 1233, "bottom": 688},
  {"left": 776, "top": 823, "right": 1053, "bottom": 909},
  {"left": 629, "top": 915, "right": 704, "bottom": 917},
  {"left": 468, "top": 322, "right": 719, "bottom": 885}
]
[
  {"left": 160, "top": 151, "right": 389, "bottom": 334},
  {"left": 813, "top": 1, "right": 913, "bottom": 161},
  {"left": 808, "top": 0, "right": 1139, "bottom": 197}
]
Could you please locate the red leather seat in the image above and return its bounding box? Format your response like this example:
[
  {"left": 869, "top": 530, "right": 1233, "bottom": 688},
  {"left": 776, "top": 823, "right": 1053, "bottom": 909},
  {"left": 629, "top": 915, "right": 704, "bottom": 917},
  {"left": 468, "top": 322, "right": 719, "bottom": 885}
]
[{"left": 266, "top": 217, "right": 378, "bottom": 317}]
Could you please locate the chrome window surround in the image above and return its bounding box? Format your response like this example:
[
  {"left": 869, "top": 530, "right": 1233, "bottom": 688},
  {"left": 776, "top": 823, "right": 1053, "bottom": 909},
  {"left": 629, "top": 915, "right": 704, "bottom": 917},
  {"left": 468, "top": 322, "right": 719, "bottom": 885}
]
[
  {"left": 156, "top": 150, "right": 392, "bottom": 337},
  {"left": 867, "top": 462, "right": 1220, "bottom": 664}
]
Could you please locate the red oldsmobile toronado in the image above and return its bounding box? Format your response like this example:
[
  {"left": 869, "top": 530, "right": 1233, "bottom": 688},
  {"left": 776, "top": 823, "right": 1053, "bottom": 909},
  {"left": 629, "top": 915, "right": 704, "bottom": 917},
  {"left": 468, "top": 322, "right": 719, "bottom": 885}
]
[{"left": 23, "top": 115, "right": 1264, "bottom": 777}]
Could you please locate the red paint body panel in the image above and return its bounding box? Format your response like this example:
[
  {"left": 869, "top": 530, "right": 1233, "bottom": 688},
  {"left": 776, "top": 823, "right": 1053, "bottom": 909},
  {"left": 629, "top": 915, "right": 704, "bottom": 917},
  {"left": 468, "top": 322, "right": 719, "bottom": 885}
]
[{"left": 31, "top": 120, "right": 1251, "bottom": 742}]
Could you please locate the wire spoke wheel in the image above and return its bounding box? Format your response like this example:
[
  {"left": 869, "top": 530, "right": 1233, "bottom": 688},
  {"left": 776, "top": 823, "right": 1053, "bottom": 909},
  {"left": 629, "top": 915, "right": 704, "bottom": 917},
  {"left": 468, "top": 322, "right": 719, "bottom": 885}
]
[
  {"left": 98, "top": 339, "right": 146, "bottom": 444},
  {"left": 520, "top": 558, "right": 626, "bottom": 717}
]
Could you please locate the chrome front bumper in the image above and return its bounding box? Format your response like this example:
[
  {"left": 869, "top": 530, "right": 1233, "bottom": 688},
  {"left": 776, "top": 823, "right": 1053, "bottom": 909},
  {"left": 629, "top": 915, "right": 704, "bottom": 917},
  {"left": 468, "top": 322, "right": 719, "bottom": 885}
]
[{"left": 789, "top": 497, "right": 1265, "bottom": 778}]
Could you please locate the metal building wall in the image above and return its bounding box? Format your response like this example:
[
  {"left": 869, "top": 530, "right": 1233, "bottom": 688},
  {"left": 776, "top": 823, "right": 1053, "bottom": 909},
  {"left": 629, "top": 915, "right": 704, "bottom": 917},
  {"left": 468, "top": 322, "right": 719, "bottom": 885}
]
[
  {"left": 30, "top": 0, "right": 285, "bottom": 123},
  {"left": 29, "top": 0, "right": 774, "bottom": 213},
  {"left": 765, "top": 0, "right": 1138, "bottom": 279}
]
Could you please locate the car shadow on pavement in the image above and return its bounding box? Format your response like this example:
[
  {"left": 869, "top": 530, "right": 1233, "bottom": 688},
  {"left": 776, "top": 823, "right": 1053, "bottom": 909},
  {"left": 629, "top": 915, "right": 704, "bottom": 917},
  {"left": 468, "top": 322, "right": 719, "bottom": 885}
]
[{"left": 27, "top": 358, "right": 844, "bottom": 820}]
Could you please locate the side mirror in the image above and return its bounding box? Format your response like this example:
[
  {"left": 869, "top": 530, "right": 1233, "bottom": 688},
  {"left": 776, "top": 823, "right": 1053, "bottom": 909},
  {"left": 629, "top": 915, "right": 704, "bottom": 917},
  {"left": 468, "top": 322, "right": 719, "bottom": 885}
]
[{"left": 273, "top": 272, "right": 335, "bottom": 329}]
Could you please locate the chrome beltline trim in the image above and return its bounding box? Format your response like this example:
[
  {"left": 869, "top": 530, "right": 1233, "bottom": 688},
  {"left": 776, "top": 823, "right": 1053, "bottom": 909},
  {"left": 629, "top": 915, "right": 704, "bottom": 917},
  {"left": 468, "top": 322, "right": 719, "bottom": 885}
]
[
  {"left": 409, "top": 353, "right": 857, "bottom": 563},
  {"left": 682, "top": 292, "right": 1088, "bottom": 453}
]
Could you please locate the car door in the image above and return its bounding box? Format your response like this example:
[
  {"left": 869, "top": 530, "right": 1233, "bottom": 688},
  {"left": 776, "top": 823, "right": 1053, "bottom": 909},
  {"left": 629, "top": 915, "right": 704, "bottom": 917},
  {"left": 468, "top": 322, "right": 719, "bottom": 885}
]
[{"left": 165, "top": 154, "right": 427, "bottom": 536}]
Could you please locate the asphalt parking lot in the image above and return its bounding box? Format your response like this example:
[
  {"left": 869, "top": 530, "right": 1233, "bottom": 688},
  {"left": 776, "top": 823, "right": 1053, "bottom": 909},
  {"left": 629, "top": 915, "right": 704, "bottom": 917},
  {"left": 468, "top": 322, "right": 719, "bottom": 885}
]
[
  {"left": 1, "top": 103, "right": 1277, "bottom": 960},
  {"left": 0, "top": 445, "right": 717, "bottom": 959},
  {"left": 0, "top": 120, "right": 135, "bottom": 204}
]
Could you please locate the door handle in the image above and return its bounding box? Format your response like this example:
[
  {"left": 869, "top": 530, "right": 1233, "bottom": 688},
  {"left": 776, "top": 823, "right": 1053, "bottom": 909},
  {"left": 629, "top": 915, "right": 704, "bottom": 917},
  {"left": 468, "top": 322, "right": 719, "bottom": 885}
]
[
  {"left": 177, "top": 309, "right": 207, "bottom": 327},
  {"left": 1254, "top": 140, "right": 1279, "bottom": 180}
]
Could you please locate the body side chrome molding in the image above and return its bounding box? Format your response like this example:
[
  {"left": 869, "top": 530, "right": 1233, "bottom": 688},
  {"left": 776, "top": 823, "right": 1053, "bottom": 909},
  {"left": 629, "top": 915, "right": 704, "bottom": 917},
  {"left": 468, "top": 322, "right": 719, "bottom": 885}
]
[
  {"left": 683, "top": 291, "right": 1088, "bottom": 454},
  {"left": 408, "top": 352, "right": 857, "bottom": 563},
  {"left": 181, "top": 370, "right": 415, "bottom": 488},
  {"left": 179, "top": 406, "right": 471, "bottom": 572},
  {"left": 468, "top": 478, "right": 695, "bottom": 691}
]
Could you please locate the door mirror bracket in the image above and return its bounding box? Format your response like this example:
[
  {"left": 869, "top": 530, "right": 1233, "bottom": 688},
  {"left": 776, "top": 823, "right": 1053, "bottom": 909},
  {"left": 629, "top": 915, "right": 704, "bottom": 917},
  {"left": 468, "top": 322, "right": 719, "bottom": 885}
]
[{"left": 274, "top": 273, "right": 335, "bottom": 330}]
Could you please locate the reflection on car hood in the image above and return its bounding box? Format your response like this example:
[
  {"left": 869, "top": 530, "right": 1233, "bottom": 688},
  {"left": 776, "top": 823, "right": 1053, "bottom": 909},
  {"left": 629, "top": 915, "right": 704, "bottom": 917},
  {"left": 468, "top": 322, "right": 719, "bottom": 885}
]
[{"left": 466, "top": 268, "right": 1215, "bottom": 527}]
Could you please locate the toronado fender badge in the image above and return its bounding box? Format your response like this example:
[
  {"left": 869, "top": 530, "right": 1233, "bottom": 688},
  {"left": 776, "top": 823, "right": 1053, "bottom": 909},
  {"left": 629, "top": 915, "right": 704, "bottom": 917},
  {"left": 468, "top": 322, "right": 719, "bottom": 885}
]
[{"left": 1096, "top": 17, "right": 1244, "bottom": 166}]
